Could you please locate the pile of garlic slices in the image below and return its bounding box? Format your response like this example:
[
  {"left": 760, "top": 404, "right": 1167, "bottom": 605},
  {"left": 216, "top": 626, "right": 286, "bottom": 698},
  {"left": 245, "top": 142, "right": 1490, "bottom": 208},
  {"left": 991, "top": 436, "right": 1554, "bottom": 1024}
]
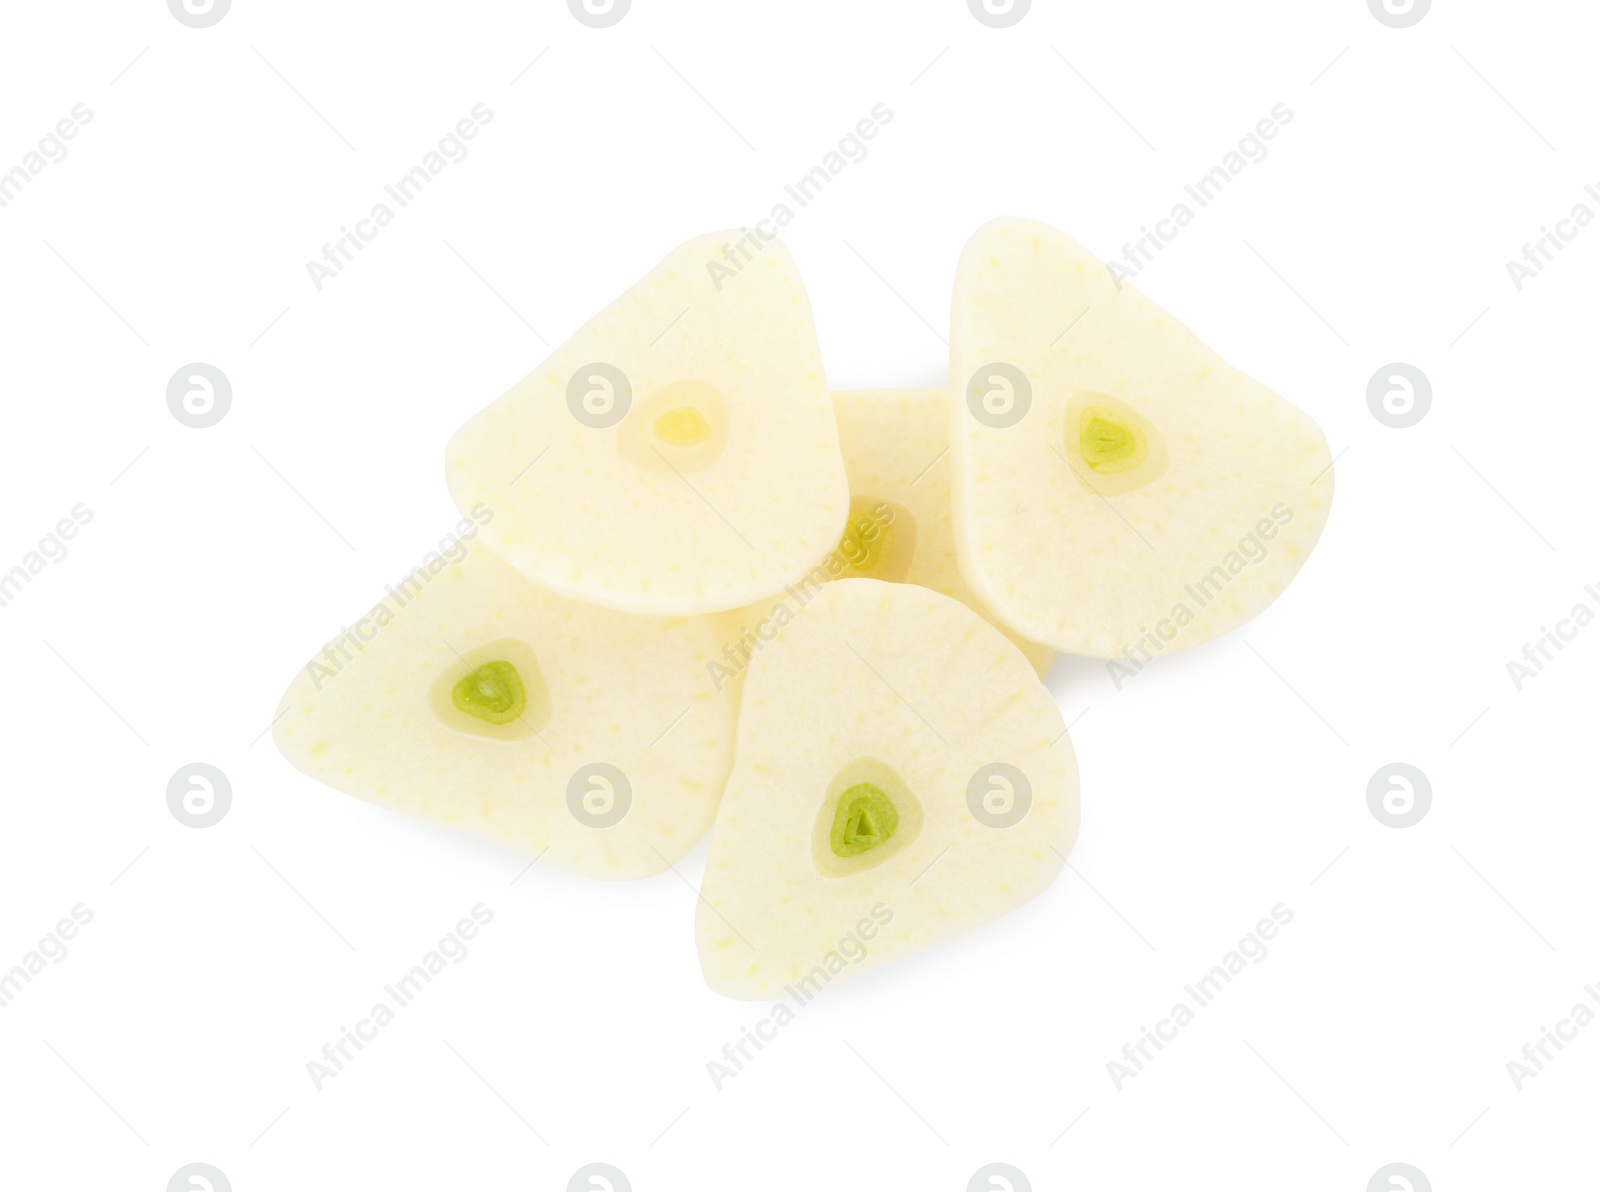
[{"left": 275, "top": 217, "right": 1332, "bottom": 999}]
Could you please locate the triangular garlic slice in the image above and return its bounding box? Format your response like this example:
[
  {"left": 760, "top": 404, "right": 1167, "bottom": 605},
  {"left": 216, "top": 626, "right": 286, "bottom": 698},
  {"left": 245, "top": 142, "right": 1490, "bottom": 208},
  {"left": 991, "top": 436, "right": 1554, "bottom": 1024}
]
[
  {"left": 950, "top": 217, "right": 1333, "bottom": 658},
  {"left": 274, "top": 541, "right": 738, "bottom": 878},
  {"left": 697, "top": 579, "right": 1079, "bottom": 998},
  {"left": 446, "top": 231, "right": 849, "bottom": 616}
]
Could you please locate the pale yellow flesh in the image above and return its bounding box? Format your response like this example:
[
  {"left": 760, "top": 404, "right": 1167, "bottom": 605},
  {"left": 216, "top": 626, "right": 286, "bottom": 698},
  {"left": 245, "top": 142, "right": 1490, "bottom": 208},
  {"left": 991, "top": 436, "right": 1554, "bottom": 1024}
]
[
  {"left": 697, "top": 579, "right": 1080, "bottom": 999},
  {"left": 446, "top": 231, "right": 850, "bottom": 616},
  {"left": 831, "top": 389, "right": 1055, "bottom": 677},
  {"left": 950, "top": 217, "right": 1333, "bottom": 658},
  {"left": 273, "top": 542, "right": 738, "bottom": 879}
]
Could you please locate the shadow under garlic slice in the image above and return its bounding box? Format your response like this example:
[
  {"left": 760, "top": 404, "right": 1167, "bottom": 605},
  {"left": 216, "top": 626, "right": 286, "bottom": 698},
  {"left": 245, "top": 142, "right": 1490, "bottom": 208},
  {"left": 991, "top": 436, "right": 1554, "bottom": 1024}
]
[{"left": 832, "top": 387, "right": 1056, "bottom": 676}]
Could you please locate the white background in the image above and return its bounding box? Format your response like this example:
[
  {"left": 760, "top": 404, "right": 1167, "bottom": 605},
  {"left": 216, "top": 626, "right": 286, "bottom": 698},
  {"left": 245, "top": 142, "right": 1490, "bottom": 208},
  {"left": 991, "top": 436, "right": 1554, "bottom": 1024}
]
[{"left": 1, "top": 1, "right": 1595, "bottom": 1189}]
